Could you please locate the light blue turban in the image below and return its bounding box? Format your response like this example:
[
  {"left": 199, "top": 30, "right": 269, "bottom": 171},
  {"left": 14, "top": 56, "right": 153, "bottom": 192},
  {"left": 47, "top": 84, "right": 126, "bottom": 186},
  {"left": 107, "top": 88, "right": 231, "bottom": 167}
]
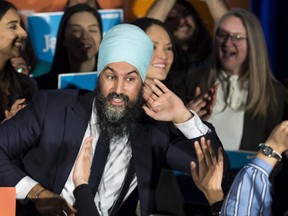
[{"left": 97, "top": 24, "right": 153, "bottom": 82}]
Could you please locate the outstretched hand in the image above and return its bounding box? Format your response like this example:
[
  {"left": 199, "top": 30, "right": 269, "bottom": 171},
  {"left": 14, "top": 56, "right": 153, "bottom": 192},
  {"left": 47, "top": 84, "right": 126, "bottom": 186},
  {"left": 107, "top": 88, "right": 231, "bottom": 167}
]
[
  {"left": 186, "top": 84, "right": 219, "bottom": 121},
  {"left": 73, "top": 136, "right": 94, "bottom": 187},
  {"left": 190, "top": 137, "right": 224, "bottom": 205},
  {"left": 142, "top": 79, "right": 192, "bottom": 123}
]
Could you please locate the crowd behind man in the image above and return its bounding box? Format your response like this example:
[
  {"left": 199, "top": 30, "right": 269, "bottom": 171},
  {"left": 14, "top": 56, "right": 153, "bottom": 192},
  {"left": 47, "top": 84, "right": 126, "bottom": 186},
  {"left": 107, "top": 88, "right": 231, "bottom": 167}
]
[{"left": 0, "top": 0, "right": 288, "bottom": 216}]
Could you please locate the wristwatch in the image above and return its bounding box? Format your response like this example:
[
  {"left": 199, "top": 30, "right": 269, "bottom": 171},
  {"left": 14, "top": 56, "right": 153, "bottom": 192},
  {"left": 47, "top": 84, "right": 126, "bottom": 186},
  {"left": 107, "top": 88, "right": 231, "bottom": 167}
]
[{"left": 259, "top": 143, "right": 282, "bottom": 161}]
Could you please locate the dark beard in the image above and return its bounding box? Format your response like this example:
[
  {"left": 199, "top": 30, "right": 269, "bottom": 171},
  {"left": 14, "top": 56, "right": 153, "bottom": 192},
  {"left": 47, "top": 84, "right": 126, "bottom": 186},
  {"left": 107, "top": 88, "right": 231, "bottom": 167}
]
[
  {"left": 93, "top": 86, "right": 144, "bottom": 142},
  {"left": 174, "top": 26, "right": 197, "bottom": 48}
]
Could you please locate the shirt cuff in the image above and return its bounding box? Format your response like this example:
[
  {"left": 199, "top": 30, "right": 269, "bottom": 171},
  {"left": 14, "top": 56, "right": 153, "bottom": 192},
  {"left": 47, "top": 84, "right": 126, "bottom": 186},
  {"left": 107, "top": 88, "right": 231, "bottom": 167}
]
[
  {"left": 174, "top": 110, "right": 210, "bottom": 139},
  {"left": 16, "top": 176, "right": 38, "bottom": 199},
  {"left": 251, "top": 157, "right": 274, "bottom": 174},
  {"left": 211, "top": 200, "right": 223, "bottom": 214}
]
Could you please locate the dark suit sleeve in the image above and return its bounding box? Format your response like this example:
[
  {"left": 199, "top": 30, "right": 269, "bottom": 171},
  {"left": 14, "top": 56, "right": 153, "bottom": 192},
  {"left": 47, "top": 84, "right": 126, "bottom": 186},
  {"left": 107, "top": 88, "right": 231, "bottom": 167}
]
[
  {"left": 0, "top": 91, "right": 47, "bottom": 186},
  {"left": 166, "top": 122, "right": 230, "bottom": 174},
  {"left": 73, "top": 184, "right": 99, "bottom": 216}
]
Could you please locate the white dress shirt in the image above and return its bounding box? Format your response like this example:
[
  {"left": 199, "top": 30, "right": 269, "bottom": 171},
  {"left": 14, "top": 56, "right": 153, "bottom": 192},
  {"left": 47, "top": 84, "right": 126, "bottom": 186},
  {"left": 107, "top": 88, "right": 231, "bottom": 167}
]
[{"left": 209, "top": 72, "right": 248, "bottom": 150}]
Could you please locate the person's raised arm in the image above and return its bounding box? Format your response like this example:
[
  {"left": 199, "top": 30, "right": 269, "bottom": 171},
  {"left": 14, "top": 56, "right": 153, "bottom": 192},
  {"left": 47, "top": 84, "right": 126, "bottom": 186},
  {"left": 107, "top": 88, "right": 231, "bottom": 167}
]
[
  {"left": 257, "top": 120, "right": 288, "bottom": 166},
  {"left": 221, "top": 121, "right": 288, "bottom": 216},
  {"left": 200, "top": 0, "right": 229, "bottom": 23},
  {"left": 146, "top": 0, "right": 176, "bottom": 22}
]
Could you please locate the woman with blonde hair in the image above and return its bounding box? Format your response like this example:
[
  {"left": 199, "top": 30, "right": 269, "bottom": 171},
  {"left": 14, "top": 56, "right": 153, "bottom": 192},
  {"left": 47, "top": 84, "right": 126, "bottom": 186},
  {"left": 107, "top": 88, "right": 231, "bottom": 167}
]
[{"left": 185, "top": 8, "right": 288, "bottom": 151}]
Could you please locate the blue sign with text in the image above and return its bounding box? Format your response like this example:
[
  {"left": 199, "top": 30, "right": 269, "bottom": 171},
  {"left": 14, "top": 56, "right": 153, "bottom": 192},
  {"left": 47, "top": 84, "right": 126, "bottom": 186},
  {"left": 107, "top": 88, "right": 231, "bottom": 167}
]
[{"left": 26, "top": 9, "right": 123, "bottom": 64}]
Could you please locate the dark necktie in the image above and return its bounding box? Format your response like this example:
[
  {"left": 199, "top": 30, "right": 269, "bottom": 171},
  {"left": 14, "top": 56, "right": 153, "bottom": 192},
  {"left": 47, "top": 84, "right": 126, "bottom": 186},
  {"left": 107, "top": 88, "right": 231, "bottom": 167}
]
[
  {"left": 109, "top": 157, "right": 135, "bottom": 216},
  {"left": 88, "top": 135, "right": 110, "bottom": 197}
]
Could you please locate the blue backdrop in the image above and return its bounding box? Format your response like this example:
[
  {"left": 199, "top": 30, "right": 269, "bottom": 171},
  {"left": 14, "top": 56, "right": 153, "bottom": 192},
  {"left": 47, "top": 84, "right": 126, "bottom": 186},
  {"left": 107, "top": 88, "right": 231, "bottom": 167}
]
[{"left": 251, "top": 0, "right": 288, "bottom": 83}]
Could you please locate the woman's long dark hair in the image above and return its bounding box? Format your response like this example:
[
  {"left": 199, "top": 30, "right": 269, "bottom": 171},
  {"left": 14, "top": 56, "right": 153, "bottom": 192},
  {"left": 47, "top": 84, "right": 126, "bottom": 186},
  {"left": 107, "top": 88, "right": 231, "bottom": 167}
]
[
  {"left": 0, "top": 1, "right": 36, "bottom": 121},
  {"left": 50, "top": 4, "right": 103, "bottom": 75}
]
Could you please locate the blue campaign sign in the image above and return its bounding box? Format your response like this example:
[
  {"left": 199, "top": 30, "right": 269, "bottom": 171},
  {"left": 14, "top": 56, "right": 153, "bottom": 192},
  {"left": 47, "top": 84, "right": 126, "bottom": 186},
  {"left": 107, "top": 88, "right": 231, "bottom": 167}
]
[
  {"left": 58, "top": 72, "right": 98, "bottom": 91},
  {"left": 26, "top": 9, "right": 123, "bottom": 65},
  {"left": 98, "top": 9, "right": 123, "bottom": 35},
  {"left": 26, "top": 12, "right": 63, "bottom": 65}
]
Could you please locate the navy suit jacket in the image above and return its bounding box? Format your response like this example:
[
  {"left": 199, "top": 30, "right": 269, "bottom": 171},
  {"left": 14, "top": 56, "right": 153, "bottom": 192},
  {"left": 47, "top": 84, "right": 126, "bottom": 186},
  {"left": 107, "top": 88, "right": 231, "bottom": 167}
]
[{"left": 0, "top": 89, "right": 228, "bottom": 216}]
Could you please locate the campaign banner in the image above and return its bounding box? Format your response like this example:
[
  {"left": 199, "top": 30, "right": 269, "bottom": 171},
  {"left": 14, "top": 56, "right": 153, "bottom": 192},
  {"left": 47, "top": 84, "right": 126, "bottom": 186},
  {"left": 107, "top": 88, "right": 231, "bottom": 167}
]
[
  {"left": 58, "top": 72, "right": 98, "bottom": 91},
  {"left": 26, "top": 12, "right": 63, "bottom": 65},
  {"left": 26, "top": 9, "right": 123, "bottom": 65}
]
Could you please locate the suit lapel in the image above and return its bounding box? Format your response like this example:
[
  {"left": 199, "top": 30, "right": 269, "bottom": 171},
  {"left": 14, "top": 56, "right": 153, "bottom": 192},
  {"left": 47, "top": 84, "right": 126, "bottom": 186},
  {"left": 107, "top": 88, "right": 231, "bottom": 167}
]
[{"left": 53, "top": 92, "right": 94, "bottom": 193}]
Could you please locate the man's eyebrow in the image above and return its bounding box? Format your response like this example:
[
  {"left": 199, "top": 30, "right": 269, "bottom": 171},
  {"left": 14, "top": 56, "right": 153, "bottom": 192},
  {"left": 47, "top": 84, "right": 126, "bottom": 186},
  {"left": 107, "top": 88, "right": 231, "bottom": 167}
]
[
  {"left": 104, "top": 66, "right": 116, "bottom": 73},
  {"left": 104, "top": 66, "right": 138, "bottom": 75},
  {"left": 127, "top": 70, "right": 138, "bottom": 75}
]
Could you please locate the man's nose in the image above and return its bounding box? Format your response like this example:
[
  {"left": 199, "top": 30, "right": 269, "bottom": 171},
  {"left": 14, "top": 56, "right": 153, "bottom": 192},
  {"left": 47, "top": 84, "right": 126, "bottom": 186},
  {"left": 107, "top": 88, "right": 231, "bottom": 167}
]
[{"left": 114, "top": 80, "right": 125, "bottom": 94}]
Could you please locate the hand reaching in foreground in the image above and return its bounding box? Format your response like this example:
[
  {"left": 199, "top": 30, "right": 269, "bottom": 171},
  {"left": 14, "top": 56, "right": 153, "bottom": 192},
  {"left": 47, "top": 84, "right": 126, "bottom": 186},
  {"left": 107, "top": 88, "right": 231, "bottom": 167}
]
[
  {"left": 1, "top": 98, "right": 26, "bottom": 124},
  {"left": 186, "top": 84, "right": 219, "bottom": 121},
  {"left": 73, "top": 136, "right": 94, "bottom": 187},
  {"left": 190, "top": 137, "right": 224, "bottom": 205},
  {"left": 27, "top": 184, "right": 76, "bottom": 216},
  {"left": 142, "top": 79, "right": 192, "bottom": 124}
]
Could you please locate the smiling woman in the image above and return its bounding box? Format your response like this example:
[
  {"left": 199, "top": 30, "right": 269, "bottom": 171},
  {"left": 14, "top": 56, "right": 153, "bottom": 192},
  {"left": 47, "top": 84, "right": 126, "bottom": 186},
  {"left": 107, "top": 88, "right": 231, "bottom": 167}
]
[
  {"left": 185, "top": 8, "right": 288, "bottom": 152},
  {"left": 0, "top": 7, "right": 27, "bottom": 65},
  {"left": 0, "top": 1, "right": 37, "bottom": 123},
  {"left": 131, "top": 18, "right": 179, "bottom": 95},
  {"left": 36, "top": 3, "right": 103, "bottom": 89}
]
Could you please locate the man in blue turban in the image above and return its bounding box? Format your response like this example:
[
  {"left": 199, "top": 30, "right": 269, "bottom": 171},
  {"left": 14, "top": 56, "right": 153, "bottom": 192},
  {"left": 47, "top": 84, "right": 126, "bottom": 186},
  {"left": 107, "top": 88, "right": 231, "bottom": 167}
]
[
  {"left": 0, "top": 24, "right": 226, "bottom": 216},
  {"left": 94, "top": 24, "right": 154, "bottom": 141},
  {"left": 97, "top": 24, "right": 153, "bottom": 82}
]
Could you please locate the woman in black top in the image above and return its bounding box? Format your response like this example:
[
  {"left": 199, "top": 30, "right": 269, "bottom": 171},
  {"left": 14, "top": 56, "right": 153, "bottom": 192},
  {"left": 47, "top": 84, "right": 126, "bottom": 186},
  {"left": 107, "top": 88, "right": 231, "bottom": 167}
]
[{"left": 0, "top": 1, "right": 37, "bottom": 123}]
